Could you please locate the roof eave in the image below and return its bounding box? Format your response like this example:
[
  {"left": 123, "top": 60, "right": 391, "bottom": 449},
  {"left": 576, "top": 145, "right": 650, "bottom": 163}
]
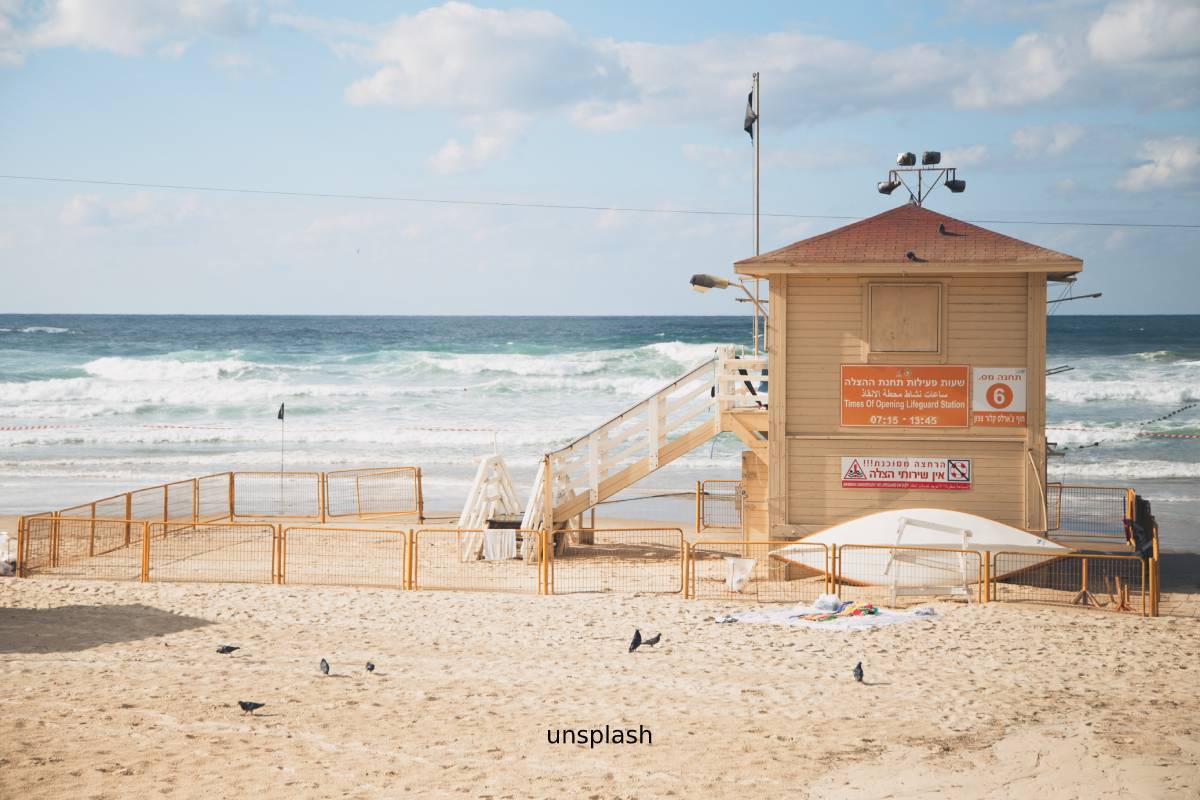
[{"left": 734, "top": 259, "right": 1084, "bottom": 278}]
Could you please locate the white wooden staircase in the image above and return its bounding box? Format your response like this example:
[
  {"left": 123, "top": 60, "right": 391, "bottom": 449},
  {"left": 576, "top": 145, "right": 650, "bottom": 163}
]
[{"left": 521, "top": 347, "right": 768, "bottom": 531}]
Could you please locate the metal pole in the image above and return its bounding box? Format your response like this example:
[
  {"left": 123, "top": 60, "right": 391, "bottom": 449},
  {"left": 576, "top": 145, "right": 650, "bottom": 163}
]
[
  {"left": 279, "top": 411, "right": 285, "bottom": 517},
  {"left": 752, "top": 71, "right": 761, "bottom": 356}
]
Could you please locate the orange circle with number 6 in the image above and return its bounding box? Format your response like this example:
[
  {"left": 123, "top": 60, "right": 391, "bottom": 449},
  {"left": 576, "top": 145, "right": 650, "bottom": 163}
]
[{"left": 986, "top": 382, "right": 1013, "bottom": 409}]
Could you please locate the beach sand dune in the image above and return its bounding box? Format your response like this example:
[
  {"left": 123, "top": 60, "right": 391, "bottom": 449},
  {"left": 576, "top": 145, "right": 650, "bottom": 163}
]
[{"left": 1, "top": 578, "right": 1196, "bottom": 799}]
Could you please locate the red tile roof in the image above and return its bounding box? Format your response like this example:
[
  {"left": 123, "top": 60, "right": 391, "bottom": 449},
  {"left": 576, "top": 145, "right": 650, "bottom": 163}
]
[{"left": 735, "top": 203, "right": 1082, "bottom": 276}]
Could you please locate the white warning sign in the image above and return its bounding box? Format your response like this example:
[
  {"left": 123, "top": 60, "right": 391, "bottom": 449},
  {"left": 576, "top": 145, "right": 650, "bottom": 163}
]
[
  {"left": 840, "top": 456, "right": 972, "bottom": 490},
  {"left": 972, "top": 367, "right": 1026, "bottom": 427}
]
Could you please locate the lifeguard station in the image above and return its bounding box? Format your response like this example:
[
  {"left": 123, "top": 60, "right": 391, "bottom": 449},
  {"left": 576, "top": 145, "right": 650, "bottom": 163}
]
[{"left": 523, "top": 152, "right": 1159, "bottom": 611}]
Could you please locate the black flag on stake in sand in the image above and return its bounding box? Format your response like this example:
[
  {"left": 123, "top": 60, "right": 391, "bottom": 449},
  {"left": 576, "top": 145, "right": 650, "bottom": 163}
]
[
  {"left": 277, "top": 403, "right": 285, "bottom": 420},
  {"left": 744, "top": 89, "right": 757, "bottom": 140}
]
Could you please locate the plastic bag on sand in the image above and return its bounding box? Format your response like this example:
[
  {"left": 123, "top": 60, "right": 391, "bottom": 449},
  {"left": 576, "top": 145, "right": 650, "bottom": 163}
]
[
  {"left": 812, "top": 594, "right": 840, "bottom": 612},
  {"left": 725, "top": 557, "right": 756, "bottom": 593}
]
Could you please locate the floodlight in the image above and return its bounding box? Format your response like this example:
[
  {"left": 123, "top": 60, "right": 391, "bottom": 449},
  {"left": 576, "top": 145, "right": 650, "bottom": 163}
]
[
  {"left": 877, "top": 179, "right": 901, "bottom": 195},
  {"left": 921, "top": 151, "right": 941, "bottom": 165},
  {"left": 690, "top": 274, "right": 733, "bottom": 293},
  {"left": 896, "top": 152, "right": 916, "bottom": 167},
  {"left": 946, "top": 178, "right": 966, "bottom": 193}
]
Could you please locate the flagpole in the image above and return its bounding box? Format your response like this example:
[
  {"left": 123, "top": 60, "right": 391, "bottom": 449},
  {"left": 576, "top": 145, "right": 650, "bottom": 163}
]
[
  {"left": 278, "top": 403, "right": 285, "bottom": 516},
  {"left": 752, "top": 71, "right": 761, "bottom": 355}
]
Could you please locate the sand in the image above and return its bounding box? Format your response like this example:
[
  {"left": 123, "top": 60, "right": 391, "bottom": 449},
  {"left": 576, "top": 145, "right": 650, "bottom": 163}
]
[{"left": 1, "top": 577, "right": 1197, "bottom": 799}]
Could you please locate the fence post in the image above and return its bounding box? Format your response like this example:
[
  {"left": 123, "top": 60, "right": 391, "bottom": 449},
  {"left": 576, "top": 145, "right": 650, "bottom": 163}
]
[
  {"left": 193, "top": 478, "right": 199, "bottom": 524},
  {"left": 407, "top": 529, "right": 416, "bottom": 591},
  {"left": 401, "top": 529, "right": 410, "bottom": 590},
  {"left": 50, "top": 513, "right": 60, "bottom": 568},
  {"left": 1150, "top": 526, "right": 1160, "bottom": 617},
  {"left": 542, "top": 454, "right": 554, "bottom": 538},
  {"left": 695, "top": 480, "right": 702, "bottom": 534},
  {"left": 320, "top": 473, "right": 327, "bottom": 524},
  {"left": 228, "top": 473, "right": 236, "bottom": 521},
  {"left": 832, "top": 544, "right": 839, "bottom": 597},
  {"left": 140, "top": 522, "right": 150, "bottom": 582},
  {"left": 275, "top": 524, "right": 283, "bottom": 585},
  {"left": 88, "top": 502, "right": 96, "bottom": 557},
  {"left": 124, "top": 493, "right": 132, "bottom": 545},
  {"left": 415, "top": 468, "right": 425, "bottom": 524},
  {"left": 162, "top": 485, "right": 168, "bottom": 524},
  {"left": 681, "top": 538, "right": 689, "bottom": 598},
  {"left": 15, "top": 515, "right": 24, "bottom": 578}
]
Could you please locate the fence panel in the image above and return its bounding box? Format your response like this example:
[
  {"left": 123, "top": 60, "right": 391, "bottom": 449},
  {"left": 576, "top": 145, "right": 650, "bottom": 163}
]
[
  {"left": 549, "top": 529, "right": 684, "bottom": 595},
  {"left": 412, "top": 529, "right": 542, "bottom": 593},
  {"left": 281, "top": 526, "right": 407, "bottom": 589},
  {"left": 992, "top": 552, "right": 1146, "bottom": 615},
  {"left": 689, "top": 541, "right": 828, "bottom": 603},
  {"left": 130, "top": 485, "right": 167, "bottom": 521},
  {"left": 147, "top": 522, "right": 275, "bottom": 584},
  {"left": 836, "top": 545, "right": 984, "bottom": 606},
  {"left": 231, "top": 472, "right": 322, "bottom": 520},
  {"left": 325, "top": 467, "right": 422, "bottom": 519},
  {"left": 1046, "top": 484, "right": 1133, "bottom": 540},
  {"left": 196, "top": 472, "right": 232, "bottom": 522},
  {"left": 19, "top": 516, "right": 144, "bottom": 581},
  {"left": 698, "top": 480, "right": 742, "bottom": 530},
  {"left": 165, "top": 479, "right": 195, "bottom": 522}
]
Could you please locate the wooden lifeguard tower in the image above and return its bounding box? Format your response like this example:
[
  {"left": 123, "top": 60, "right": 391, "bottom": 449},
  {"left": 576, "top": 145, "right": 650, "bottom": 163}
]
[{"left": 733, "top": 202, "right": 1082, "bottom": 538}]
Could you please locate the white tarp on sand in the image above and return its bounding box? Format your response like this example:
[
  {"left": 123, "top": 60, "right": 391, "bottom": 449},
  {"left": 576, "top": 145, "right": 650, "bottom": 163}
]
[{"left": 715, "top": 601, "right": 936, "bottom": 632}]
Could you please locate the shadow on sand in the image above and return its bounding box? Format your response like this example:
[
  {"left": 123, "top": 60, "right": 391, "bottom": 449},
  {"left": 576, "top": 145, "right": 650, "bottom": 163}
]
[{"left": 0, "top": 603, "right": 212, "bottom": 654}]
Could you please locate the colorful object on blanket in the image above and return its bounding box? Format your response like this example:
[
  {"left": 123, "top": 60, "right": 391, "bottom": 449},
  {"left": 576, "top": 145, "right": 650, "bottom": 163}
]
[{"left": 798, "top": 601, "right": 879, "bottom": 623}]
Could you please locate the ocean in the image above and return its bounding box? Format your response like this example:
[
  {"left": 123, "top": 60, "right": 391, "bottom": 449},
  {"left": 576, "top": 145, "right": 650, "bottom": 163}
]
[{"left": 1, "top": 314, "right": 1197, "bottom": 551}]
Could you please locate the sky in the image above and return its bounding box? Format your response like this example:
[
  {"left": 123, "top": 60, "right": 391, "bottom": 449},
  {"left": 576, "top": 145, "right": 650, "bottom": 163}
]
[{"left": 1, "top": 0, "right": 1198, "bottom": 315}]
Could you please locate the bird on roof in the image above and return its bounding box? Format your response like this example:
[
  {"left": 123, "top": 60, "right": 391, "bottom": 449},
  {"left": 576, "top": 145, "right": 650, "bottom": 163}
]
[
  {"left": 366, "top": 662, "right": 375, "bottom": 673},
  {"left": 629, "top": 629, "right": 642, "bottom": 652},
  {"left": 320, "top": 658, "right": 330, "bottom": 676},
  {"left": 643, "top": 633, "right": 661, "bottom": 647},
  {"left": 216, "top": 645, "right": 239, "bottom": 654},
  {"left": 238, "top": 701, "right": 265, "bottom": 715},
  {"left": 852, "top": 662, "right": 864, "bottom": 683}
]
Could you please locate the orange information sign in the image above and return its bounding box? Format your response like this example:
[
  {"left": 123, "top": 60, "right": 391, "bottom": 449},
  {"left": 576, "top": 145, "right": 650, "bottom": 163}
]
[{"left": 840, "top": 365, "right": 970, "bottom": 427}]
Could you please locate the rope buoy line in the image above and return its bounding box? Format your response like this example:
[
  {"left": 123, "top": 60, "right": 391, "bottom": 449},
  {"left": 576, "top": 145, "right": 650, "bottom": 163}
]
[{"left": 1140, "top": 401, "right": 1199, "bottom": 426}]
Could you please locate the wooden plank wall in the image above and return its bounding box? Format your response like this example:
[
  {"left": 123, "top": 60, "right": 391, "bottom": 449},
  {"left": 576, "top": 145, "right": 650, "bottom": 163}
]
[{"left": 782, "top": 274, "right": 1031, "bottom": 531}]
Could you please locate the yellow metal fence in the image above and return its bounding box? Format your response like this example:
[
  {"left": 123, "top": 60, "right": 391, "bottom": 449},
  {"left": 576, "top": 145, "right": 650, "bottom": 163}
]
[
  {"left": 548, "top": 528, "right": 685, "bottom": 595},
  {"left": 324, "top": 467, "right": 424, "bottom": 521},
  {"left": 32, "top": 467, "right": 423, "bottom": 526},
  {"left": 1046, "top": 483, "right": 1135, "bottom": 541},
  {"left": 14, "top": 515, "right": 1160, "bottom": 615},
  {"left": 695, "top": 479, "right": 742, "bottom": 532},
  {"left": 689, "top": 541, "right": 829, "bottom": 603},
  {"left": 991, "top": 551, "right": 1146, "bottom": 614}
]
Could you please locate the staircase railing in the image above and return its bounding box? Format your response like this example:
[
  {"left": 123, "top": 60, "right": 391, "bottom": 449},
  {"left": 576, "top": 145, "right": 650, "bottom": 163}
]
[
  {"left": 524, "top": 356, "right": 721, "bottom": 529},
  {"left": 522, "top": 347, "right": 770, "bottom": 531}
]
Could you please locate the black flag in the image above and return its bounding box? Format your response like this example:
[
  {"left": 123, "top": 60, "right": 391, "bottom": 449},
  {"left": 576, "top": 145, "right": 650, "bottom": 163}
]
[
  {"left": 277, "top": 403, "right": 285, "bottom": 420},
  {"left": 743, "top": 89, "right": 757, "bottom": 141}
]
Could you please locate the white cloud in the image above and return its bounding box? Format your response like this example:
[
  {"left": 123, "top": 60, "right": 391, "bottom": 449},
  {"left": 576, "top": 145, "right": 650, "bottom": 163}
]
[
  {"left": 942, "top": 144, "right": 989, "bottom": 167},
  {"left": 1087, "top": 0, "right": 1200, "bottom": 106},
  {"left": 6, "top": 0, "right": 258, "bottom": 61},
  {"left": 1117, "top": 136, "right": 1200, "bottom": 190},
  {"left": 59, "top": 192, "right": 201, "bottom": 229},
  {"left": 1088, "top": 0, "right": 1200, "bottom": 64},
  {"left": 212, "top": 49, "right": 251, "bottom": 71},
  {"left": 427, "top": 111, "right": 531, "bottom": 174},
  {"left": 341, "top": 2, "right": 628, "bottom": 112},
  {"left": 1010, "top": 123, "right": 1086, "bottom": 158},
  {"left": 953, "top": 33, "right": 1074, "bottom": 109}
]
